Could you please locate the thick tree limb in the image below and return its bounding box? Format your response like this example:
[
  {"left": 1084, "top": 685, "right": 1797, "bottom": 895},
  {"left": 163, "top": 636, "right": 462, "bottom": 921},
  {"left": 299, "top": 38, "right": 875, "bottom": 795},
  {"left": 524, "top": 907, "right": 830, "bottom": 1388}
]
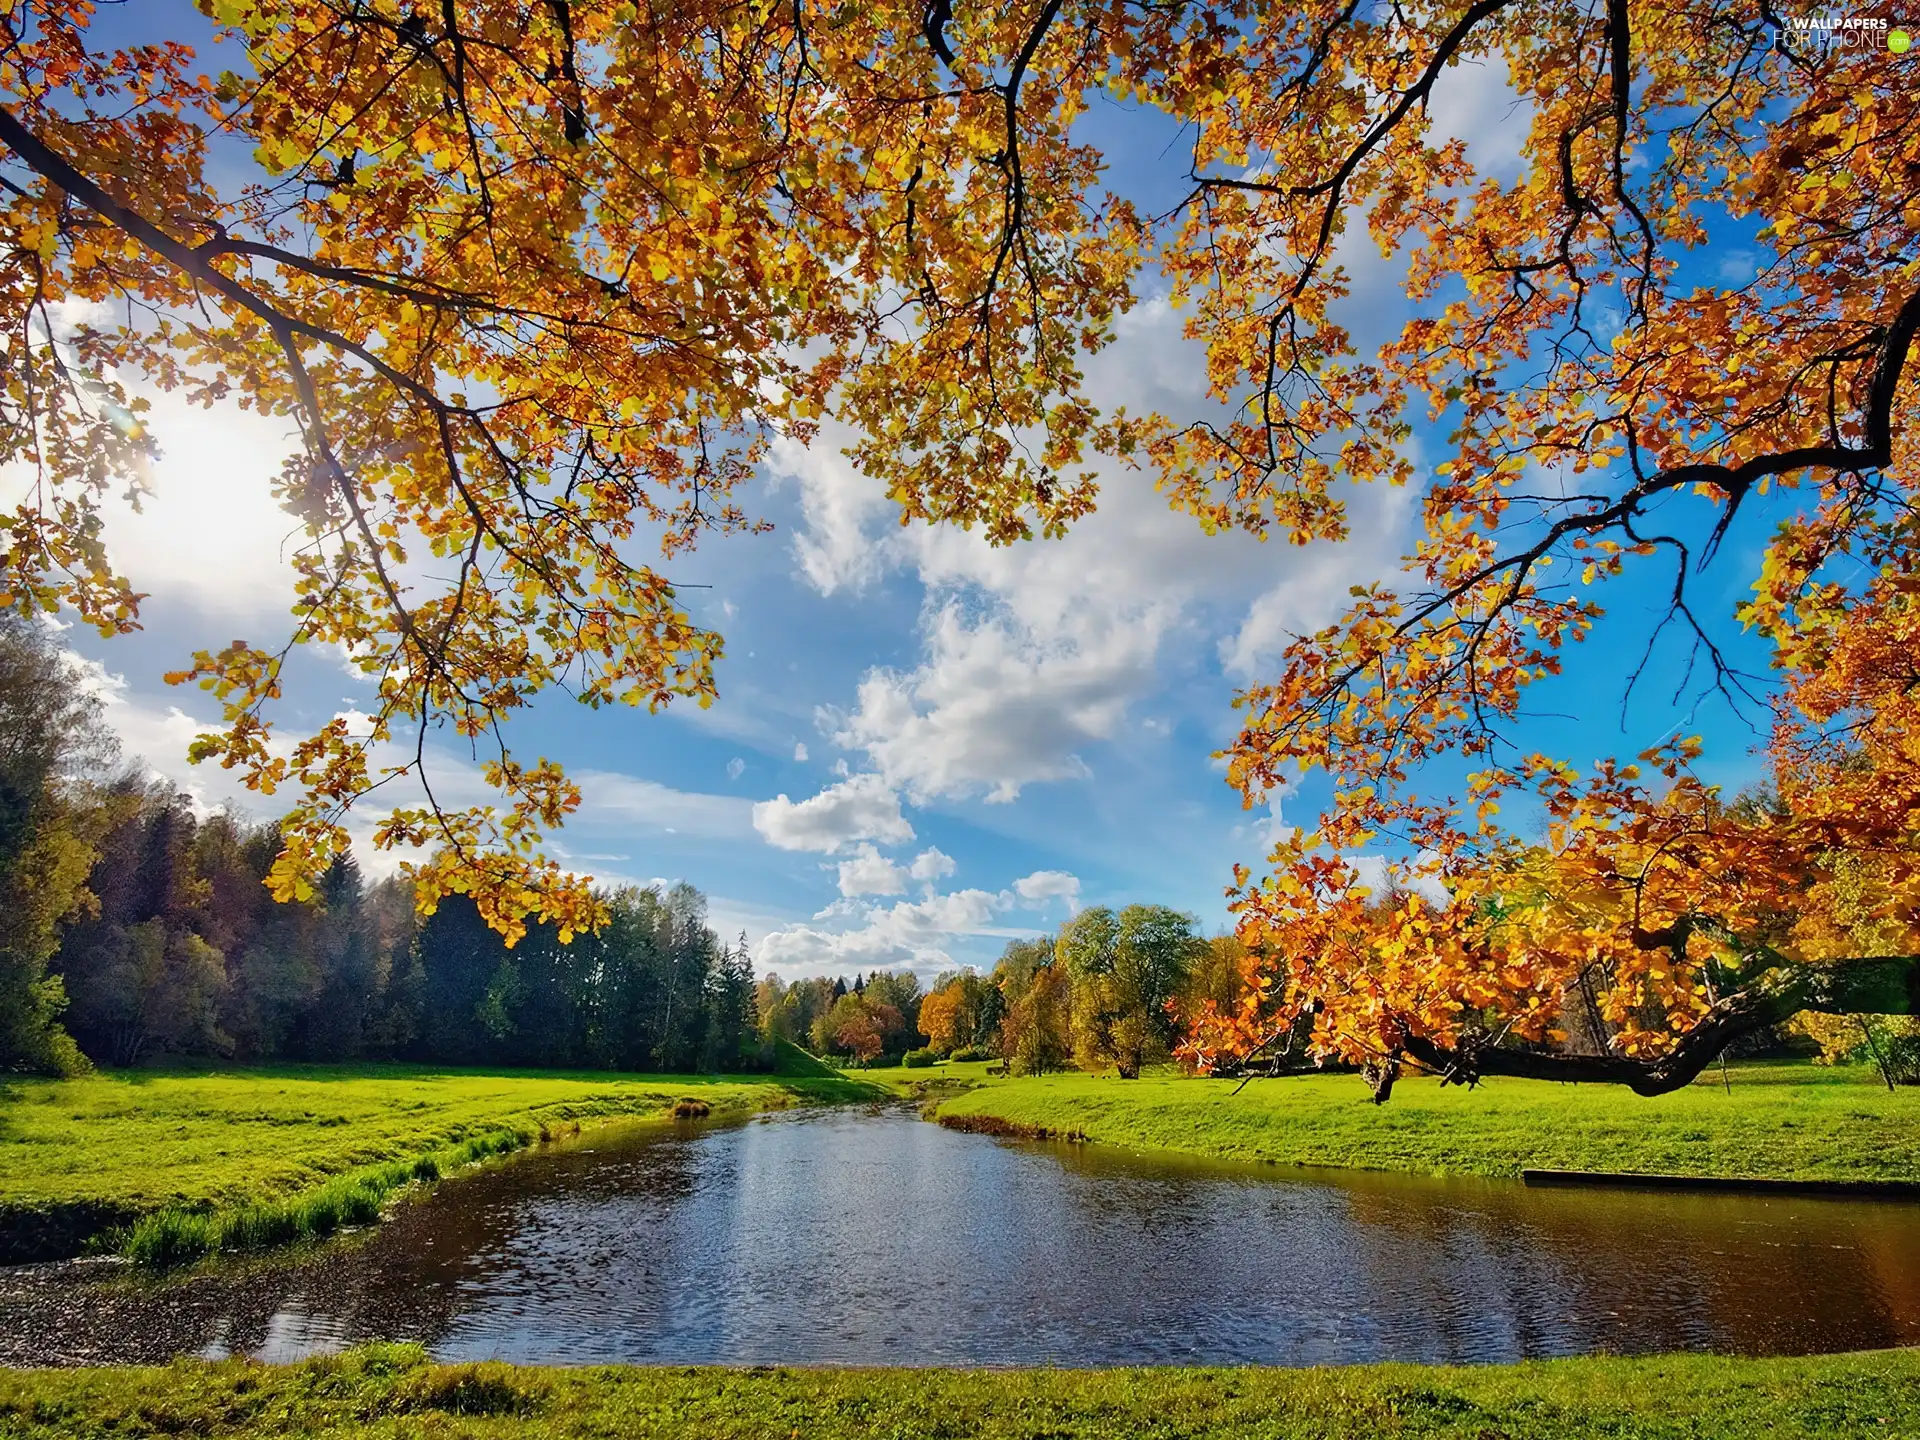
[{"left": 1400, "top": 955, "right": 1920, "bottom": 1096}]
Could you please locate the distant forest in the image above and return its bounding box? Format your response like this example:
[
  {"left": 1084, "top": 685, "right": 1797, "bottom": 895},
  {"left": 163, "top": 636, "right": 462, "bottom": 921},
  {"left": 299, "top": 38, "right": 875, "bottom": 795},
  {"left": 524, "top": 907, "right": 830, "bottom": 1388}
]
[
  {"left": 39, "top": 779, "right": 765, "bottom": 1074},
  {"left": 4, "top": 615, "right": 1237, "bottom": 1078},
  {"left": 28, "top": 776, "right": 1241, "bottom": 1079}
]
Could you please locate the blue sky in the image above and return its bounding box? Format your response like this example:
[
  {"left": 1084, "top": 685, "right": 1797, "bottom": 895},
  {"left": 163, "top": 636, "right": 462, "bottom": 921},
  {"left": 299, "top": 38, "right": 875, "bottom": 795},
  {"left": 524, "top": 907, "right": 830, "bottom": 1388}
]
[{"left": 41, "top": 9, "right": 1791, "bottom": 981}]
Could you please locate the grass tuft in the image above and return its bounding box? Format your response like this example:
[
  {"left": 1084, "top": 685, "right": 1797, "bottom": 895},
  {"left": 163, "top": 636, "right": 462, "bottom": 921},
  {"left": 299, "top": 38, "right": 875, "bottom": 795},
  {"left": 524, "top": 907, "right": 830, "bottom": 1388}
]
[
  {"left": 394, "top": 1362, "right": 551, "bottom": 1417},
  {"left": 122, "top": 1210, "right": 216, "bottom": 1268},
  {"left": 121, "top": 1129, "right": 531, "bottom": 1268}
]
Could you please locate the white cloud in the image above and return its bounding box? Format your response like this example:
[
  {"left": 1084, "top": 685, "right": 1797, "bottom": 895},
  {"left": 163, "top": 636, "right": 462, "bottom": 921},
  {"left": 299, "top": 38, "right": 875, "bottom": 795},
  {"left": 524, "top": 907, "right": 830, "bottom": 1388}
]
[
  {"left": 1348, "top": 851, "right": 1450, "bottom": 910},
  {"left": 908, "top": 847, "right": 955, "bottom": 883},
  {"left": 1221, "top": 476, "right": 1416, "bottom": 677},
  {"left": 1012, "top": 869, "right": 1081, "bottom": 911},
  {"left": 793, "top": 742, "right": 809, "bottom": 762},
  {"left": 829, "top": 605, "right": 1151, "bottom": 802},
  {"left": 758, "top": 867, "right": 1082, "bottom": 978},
  {"left": 1426, "top": 54, "right": 1530, "bottom": 181},
  {"left": 835, "top": 843, "right": 908, "bottom": 897},
  {"left": 726, "top": 756, "right": 746, "bottom": 781},
  {"left": 757, "top": 886, "right": 1013, "bottom": 976},
  {"left": 570, "top": 771, "right": 757, "bottom": 840},
  {"left": 767, "top": 425, "right": 899, "bottom": 593},
  {"left": 751, "top": 772, "right": 915, "bottom": 853},
  {"left": 779, "top": 299, "right": 1413, "bottom": 811}
]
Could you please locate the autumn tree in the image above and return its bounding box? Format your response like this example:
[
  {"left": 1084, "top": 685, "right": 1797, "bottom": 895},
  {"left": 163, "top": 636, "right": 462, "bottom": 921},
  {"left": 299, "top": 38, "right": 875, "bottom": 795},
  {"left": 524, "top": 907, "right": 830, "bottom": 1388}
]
[
  {"left": 816, "top": 991, "right": 898, "bottom": 1067},
  {"left": 917, "top": 982, "right": 969, "bottom": 1057},
  {"left": 6, "top": 0, "right": 1920, "bottom": 1096},
  {"left": 0, "top": 0, "right": 1145, "bottom": 940}
]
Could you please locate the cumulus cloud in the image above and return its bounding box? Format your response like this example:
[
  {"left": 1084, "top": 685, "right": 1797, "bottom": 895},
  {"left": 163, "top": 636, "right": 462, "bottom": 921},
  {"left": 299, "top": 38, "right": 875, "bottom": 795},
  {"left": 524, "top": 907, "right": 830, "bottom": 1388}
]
[
  {"left": 757, "top": 867, "right": 1083, "bottom": 977},
  {"left": 758, "top": 887, "right": 1011, "bottom": 975},
  {"left": 777, "top": 299, "right": 1416, "bottom": 810},
  {"left": 828, "top": 605, "right": 1151, "bottom": 803},
  {"left": 751, "top": 772, "right": 915, "bottom": 853},
  {"left": 909, "top": 847, "right": 956, "bottom": 883},
  {"left": 1012, "top": 869, "right": 1081, "bottom": 911},
  {"left": 767, "top": 424, "right": 900, "bottom": 593},
  {"left": 835, "top": 843, "right": 908, "bottom": 897}
]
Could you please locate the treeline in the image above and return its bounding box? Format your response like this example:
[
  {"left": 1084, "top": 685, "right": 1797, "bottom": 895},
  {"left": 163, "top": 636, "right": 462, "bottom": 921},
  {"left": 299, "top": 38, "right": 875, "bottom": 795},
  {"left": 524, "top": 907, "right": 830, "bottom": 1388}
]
[
  {"left": 1, "top": 617, "right": 763, "bottom": 1076},
  {"left": 5, "top": 617, "right": 1226, "bottom": 1082},
  {"left": 38, "top": 781, "right": 762, "bottom": 1074},
  {"left": 761, "top": 906, "right": 1245, "bottom": 1076}
]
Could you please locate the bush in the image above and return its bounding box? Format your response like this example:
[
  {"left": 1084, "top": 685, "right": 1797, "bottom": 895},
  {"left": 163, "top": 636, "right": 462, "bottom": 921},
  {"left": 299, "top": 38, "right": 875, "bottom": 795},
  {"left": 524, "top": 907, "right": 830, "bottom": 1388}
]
[
  {"left": 902, "top": 1048, "right": 938, "bottom": 1068},
  {"left": 950, "top": 1046, "right": 991, "bottom": 1063},
  {"left": 1887, "top": 1035, "right": 1920, "bottom": 1086}
]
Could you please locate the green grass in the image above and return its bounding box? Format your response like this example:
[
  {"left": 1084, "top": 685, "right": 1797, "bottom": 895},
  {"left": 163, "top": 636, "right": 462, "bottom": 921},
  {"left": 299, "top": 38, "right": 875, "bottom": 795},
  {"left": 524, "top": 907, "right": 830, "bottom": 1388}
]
[
  {"left": 0, "top": 1051, "right": 882, "bottom": 1264},
  {"left": 2, "top": 1345, "right": 1918, "bottom": 1438},
  {"left": 854, "top": 1056, "right": 1005, "bottom": 1090},
  {"left": 933, "top": 1061, "right": 1920, "bottom": 1182}
]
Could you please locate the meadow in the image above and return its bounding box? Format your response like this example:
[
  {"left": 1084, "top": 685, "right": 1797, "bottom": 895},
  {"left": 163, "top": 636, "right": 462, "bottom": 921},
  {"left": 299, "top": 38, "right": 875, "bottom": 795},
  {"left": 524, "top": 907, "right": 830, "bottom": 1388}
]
[
  {"left": 1, "top": 1345, "right": 1916, "bottom": 1439},
  {"left": 930, "top": 1060, "right": 1920, "bottom": 1183},
  {"left": 0, "top": 1053, "right": 879, "bottom": 1263}
]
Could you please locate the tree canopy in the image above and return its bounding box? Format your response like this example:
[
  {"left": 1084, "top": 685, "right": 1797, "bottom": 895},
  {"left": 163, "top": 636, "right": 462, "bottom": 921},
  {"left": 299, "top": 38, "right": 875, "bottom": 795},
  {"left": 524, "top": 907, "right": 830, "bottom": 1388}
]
[{"left": 3, "top": 2, "right": 1917, "bottom": 1091}]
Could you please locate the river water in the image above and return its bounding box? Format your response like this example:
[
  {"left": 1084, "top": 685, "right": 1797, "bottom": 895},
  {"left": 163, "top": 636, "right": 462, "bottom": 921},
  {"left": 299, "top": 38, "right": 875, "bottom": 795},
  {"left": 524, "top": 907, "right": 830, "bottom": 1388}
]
[{"left": 6, "top": 1104, "right": 1920, "bottom": 1367}]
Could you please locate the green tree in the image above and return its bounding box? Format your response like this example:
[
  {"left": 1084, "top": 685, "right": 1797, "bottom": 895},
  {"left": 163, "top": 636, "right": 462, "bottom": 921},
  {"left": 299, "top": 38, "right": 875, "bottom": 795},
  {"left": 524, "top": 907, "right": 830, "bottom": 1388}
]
[
  {"left": 701, "top": 934, "right": 759, "bottom": 1072},
  {"left": 1058, "top": 906, "right": 1200, "bottom": 1078},
  {"left": 0, "top": 615, "right": 114, "bottom": 1073},
  {"left": 993, "top": 939, "right": 1071, "bottom": 1077}
]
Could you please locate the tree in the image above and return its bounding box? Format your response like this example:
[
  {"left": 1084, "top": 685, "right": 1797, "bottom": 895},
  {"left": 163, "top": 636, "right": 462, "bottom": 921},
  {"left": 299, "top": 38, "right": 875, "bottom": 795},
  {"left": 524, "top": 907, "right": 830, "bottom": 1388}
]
[
  {"left": 701, "top": 933, "right": 760, "bottom": 1072},
  {"left": 0, "top": 613, "right": 115, "bottom": 1072},
  {"left": 918, "top": 983, "right": 969, "bottom": 1056},
  {"left": 863, "top": 970, "right": 923, "bottom": 1048},
  {"left": 994, "top": 940, "right": 1071, "bottom": 1077},
  {"left": 58, "top": 782, "right": 235, "bottom": 1067},
  {"left": 9, "top": 1, "right": 1920, "bottom": 1089},
  {"left": 0, "top": 0, "right": 1146, "bottom": 939},
  {"left": 819, "top": 992, "right": 888, "bottom": 1066},
  {"left": 1058, "top": 906, "right": 1199, "bottom": 1077}
]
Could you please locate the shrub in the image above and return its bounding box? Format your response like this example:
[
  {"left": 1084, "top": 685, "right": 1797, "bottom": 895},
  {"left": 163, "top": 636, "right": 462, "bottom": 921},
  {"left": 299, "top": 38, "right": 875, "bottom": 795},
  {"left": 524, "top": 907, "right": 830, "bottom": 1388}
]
[
  {"left": 1887, "top": 1035, "right": 1920, "bottom": 1086},
  {"left": 902, "top": 1048, "right": 938, "bottom": 1068},
  {"left": 950, "top": 1046, "right": 991, "bottom": 1063}
]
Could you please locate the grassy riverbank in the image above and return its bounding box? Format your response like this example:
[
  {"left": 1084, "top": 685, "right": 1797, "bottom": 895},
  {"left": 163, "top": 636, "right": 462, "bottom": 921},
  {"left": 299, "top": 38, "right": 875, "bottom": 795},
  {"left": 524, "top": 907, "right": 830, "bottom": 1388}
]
[
  {"left": 0, "top": 1053, "right": 881, "bottom": 1263},
  {"left": 933, "top": 1061, "right": 1920, "bottom": 1182},
  {"left": 2, "top": 1345, "right": 1916, "bottom": 1438}
]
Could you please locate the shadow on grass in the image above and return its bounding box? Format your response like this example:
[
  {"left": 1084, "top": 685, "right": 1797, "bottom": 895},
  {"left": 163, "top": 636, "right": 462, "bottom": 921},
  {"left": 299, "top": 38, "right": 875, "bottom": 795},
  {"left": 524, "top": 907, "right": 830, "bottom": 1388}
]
[
  {"left": 768, "top": 1042, "right": 893, "bottom": 1104},
  {"left": 68, "top": 1049, "right": 889, "bottom": 1102}
]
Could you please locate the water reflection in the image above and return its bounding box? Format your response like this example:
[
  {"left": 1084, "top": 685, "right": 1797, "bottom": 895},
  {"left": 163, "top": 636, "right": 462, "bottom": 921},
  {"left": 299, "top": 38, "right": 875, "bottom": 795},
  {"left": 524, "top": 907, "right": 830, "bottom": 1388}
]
[{"left": 5, "top": 1105, "right": 1919, "bottom": 1367}]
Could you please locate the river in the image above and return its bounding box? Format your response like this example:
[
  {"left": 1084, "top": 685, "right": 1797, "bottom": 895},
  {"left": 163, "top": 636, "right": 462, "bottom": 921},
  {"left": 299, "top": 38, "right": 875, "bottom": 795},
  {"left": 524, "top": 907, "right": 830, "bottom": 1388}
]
[{"left": 5, "top": 1104, "right": 1919, "bottom": 1367}]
